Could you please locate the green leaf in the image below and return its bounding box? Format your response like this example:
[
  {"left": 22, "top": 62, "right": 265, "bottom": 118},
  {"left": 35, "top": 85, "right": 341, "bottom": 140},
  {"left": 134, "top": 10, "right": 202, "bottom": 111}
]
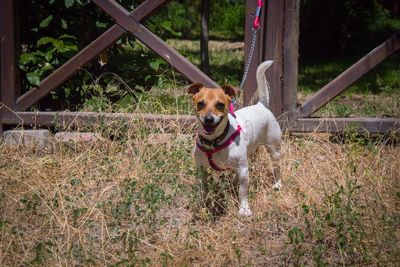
[
  {"left": 39, "top": 15, "right": 53, "bottom": 28},
  {"left": 26, "top": 72, "right": 41, "bottom": 86},
  {"left": 161, "top": 21, "right": 182, "bottom": 37},
  {"left": 20, "top": 53, "right": 37, "bottom": 64},
  {"left": 59, "top": 34, "right": 76, "bottom": 40},
  {"left": 96, "top": 21, "right": 108, "bottom": 28},
  {"left": 65, "top": 0, "right": 75, "bottom": 8},
  {"left": 42, "top": 62, "right": 54, "bottom": 71},
  {"left": 37, "top": 37, "right": 57, "bottom": 47},
  {"left": 39, "top": 38, "right": 64, "bottom": 52},
  {"left": 70, "top": 178, "right": 81, "bottom": 186},
  {"left": 149, "top": 61, "right": 161, "bottom": 71},
  {"left": 60, "top": 44, "right": 78, "bottom": 53},
  {"left": 44, "top": 51, "right": 54, "bottom": 61},
  {"left": 61, "top": 18, "right": 68, "bottom": 29}
]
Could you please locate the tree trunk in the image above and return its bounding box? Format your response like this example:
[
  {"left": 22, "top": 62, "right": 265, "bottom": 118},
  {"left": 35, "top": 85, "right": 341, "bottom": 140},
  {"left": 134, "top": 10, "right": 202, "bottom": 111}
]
[{"left": 200, "top": 0, "right": 210, "bottom": 75}]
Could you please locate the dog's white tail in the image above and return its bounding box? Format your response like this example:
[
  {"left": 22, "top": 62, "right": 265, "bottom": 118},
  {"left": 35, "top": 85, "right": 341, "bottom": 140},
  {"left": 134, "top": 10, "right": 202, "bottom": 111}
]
[{"left": 256, "top": 60, "right": 273, "bottom": 108}]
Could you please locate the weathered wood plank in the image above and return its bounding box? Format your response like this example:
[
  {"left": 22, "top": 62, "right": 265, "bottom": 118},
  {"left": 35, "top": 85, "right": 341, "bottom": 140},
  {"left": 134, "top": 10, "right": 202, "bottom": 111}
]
[
  {"left": 16, "top": 0, "right": 170, "bottom": 110},
  {"left": 264, "top": 0, "right": 285, "bottom": 116},
  {"left": 282, "top": 0, "right": 299, "bottom": 128},
  {"left": 2, "top": 111, "right": 197, "bottom": 130},
  {"left": 0, "top": 85, "right": 3, "bottom": 136},
  {"left": 300, "top": 31, "right": 400, "bottom": 118},
  {"left": 1, "top": 0, "right": 19, "bottom": 111},
  {"left": 0, "top": 3, "right": 3, "bottom": 136},
  {"left": 200, "top": 0, "right": 210, "bottom": 75},
  {"left": 243, "top": 0, "right": 260, "bottom": 106},
  {"left": 92, "top": 0, "right": 218, "bottom": 89},
  {"left": 294, "top": 117, "right": 400, "bottom": 133},
  {"left": 3, "top": 112, "right": 398, "bottom": 135}
]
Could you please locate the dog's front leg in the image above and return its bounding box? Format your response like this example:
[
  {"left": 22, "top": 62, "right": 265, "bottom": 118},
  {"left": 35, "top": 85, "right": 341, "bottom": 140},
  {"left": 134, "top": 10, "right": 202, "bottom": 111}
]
[
  {"left": 236, "top": 162, "right": 251, "bottom": 216},
  {"left": 196, "top": 166, "right": 208, "bottom": 194}
]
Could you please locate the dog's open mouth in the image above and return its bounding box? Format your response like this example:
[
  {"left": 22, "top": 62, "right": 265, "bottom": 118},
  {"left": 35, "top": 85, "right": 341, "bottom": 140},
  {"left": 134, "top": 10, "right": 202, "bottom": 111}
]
[
  {"left": 202, "top": 124, "right": 216, "bottom": 135},
  {"left": 201, "top": 117, "right": 222, "bottom": 135}
]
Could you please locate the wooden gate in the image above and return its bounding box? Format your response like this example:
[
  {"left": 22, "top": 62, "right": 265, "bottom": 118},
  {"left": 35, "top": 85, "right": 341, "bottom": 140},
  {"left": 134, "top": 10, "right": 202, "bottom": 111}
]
[
  {"left": 243, "top": 0, "right": 400, "bottom": 133},
  {"left": 0, "top": 0, "right": 218, "bottom": 134},
  {"left": 1, "top": 0, "right": 400, "bottom": 134}
]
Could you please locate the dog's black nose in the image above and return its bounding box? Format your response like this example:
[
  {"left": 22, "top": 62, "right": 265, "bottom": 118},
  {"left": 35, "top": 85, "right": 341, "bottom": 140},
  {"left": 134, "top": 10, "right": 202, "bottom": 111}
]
[{"left": 204, "top": 115, "right": 214, "bottom": 125}]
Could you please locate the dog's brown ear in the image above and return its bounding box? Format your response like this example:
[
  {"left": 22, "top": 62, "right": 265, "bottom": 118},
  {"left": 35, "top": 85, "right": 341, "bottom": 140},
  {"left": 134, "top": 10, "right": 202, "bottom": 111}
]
[
  {"left": 221, "top": 84, "right": 239, "bottom": 98},
  {"left": 187, "top": 83, "right": 203, "bottom": 95}
]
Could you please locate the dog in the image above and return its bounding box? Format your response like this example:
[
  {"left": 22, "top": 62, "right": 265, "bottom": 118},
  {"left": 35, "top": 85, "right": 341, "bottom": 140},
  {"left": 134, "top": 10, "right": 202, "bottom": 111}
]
[{"left": 188, "top": 60, "right": 282, "bottom": 216}]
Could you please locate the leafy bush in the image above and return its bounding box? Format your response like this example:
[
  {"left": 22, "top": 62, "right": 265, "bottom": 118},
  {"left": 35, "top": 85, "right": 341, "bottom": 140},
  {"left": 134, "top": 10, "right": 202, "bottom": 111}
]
[
  {"left": 18, "top": 0, "right": 173, "bottom": 111},
  {"left": 19, "top": 34, "right": 78, "bottom": 87}
]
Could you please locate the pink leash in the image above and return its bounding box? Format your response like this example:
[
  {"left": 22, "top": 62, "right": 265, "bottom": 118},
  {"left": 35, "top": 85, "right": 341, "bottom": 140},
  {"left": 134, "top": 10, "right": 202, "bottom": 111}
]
[{"left": 229, "top": 102, "right": 236, "bottom": 118}]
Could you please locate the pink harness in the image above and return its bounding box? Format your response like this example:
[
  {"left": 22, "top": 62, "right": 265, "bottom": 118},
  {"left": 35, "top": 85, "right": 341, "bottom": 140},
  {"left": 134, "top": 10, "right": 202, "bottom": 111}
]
[{"left": 196, "top": 102, "right": 241, "bottom": 171}]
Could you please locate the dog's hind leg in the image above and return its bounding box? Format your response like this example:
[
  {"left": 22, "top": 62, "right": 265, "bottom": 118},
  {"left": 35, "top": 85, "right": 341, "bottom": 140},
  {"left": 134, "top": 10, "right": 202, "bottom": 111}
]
[{"left": 267, "top": 142, "right": 282, "bottom": 190}]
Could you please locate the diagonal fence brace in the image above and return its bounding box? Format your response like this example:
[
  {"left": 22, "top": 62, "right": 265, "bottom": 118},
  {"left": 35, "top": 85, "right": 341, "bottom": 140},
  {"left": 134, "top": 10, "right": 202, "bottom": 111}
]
[
  {"left": 91, "top": 0, "right": 218, "bottom": 89},
  {"left": 16, "top": 0, "right": 217, "bottom": 110}
]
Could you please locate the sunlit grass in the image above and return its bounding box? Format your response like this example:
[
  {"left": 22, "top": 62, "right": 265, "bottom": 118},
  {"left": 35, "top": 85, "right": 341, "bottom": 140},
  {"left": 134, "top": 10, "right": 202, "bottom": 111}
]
[{"left": 1, "top": 120, "right": 399, "bottom": 265}]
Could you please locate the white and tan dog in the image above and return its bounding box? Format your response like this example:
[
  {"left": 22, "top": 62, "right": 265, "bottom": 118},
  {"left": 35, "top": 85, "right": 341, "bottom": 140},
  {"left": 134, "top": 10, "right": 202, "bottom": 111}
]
[{"left": 188, "top": 61, "right": 282, "bottom": 216}]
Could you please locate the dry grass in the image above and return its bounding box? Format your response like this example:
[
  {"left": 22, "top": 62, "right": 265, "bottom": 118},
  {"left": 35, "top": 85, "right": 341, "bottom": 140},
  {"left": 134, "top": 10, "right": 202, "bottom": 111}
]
[{"left": 0, "top": 119, "right": 399, "bottom": 266}]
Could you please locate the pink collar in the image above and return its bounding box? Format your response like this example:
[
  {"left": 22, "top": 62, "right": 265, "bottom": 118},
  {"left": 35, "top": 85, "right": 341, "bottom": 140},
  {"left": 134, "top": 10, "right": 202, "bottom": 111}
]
[{"left": 196, "top": 124, "right": 241, "bottom": 171}]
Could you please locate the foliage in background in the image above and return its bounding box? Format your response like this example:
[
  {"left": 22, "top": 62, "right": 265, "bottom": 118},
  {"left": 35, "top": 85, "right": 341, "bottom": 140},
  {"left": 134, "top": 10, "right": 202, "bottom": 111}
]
[
  {"left": 19, "top": 0, "right": 170, "bottom": 110},
  {"left": 146, "top": 0, "right": 246, "bottom": 40},
  {"left": 300, "top": 0, "right": 399, "bottom": 58},
  {"left": 18, "top": 0, "right": 399, "bottom": 111},
  {"left": 19, "top": 35, "right": 78, "bottom": 87}
]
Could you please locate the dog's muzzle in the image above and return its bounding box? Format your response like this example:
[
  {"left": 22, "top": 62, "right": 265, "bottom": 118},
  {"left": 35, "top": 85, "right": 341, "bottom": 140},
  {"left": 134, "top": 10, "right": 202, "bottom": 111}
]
[{"left": 200, "top": 114, "right": 221, "bottom": 135}]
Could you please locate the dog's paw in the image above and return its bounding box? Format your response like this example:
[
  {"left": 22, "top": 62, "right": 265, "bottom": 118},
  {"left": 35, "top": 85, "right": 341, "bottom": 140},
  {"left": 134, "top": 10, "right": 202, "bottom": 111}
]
[
  {"left": 239, "top": 207, "right": 252, "bottom": 217},
  {"left": 273, "top": 180, "right": 282, "bottom": 191}
]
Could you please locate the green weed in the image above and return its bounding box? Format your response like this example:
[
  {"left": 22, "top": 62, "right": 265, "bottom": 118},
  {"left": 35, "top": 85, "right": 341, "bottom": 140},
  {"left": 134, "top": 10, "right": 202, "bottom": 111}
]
[{"left": 293, "top": 178, "right": 366, "bottom": 265}]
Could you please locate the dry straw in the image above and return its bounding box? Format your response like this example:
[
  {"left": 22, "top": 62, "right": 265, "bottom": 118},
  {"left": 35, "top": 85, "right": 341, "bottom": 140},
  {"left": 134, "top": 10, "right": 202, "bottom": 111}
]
[{"left": 1, "top": 110, "right": 399, "bottom": 266}]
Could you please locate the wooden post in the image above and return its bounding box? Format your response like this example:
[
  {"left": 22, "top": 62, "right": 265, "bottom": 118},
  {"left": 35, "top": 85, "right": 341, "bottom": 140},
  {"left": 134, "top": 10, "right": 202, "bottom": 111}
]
[
  {"left": 282, "top": 0, "right": 300, "bottom": 130},
  {"left": 200, "top": 0, "right": 210, "bottom": 75},
  {"left": 243, "top": 0, "right": 262, "bottom": 106},
  {"left": 0, "top": 75, "right": 3, "bottom": 137},
  {"left": 0, "top": 0, "right": 20, "bottom": 113},
  {"left": 0, "top": 43, "right": 2, "bottom": 136},
  {"left": 263, "top": 0, "right": 285, "bottom": 117}
]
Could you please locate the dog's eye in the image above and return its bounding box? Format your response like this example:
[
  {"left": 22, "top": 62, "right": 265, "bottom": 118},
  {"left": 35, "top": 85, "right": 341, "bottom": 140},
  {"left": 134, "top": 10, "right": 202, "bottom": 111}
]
[
  {"left": 197, "top": 101, "right": 205, "bottom": 110},
  {"left": 215, "top": 102, "right": 225, "bottom": 111}
]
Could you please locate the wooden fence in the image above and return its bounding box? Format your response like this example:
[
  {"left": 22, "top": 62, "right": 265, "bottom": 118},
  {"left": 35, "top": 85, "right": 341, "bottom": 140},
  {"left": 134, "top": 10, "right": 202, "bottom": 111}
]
[{"left": 1, "top": 0, "right": 400, "bottom": 135}]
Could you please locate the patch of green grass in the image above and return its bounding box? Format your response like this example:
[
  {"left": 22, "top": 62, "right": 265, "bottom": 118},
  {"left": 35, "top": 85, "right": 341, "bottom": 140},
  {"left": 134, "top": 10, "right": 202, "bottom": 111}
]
[
  {"left": 167, "top": 39, "right": 244, "bottom": 86},
  {"left": 82, "top": 87, "right": 194, "bottom": 115},
  {"left": 299, "top": 53, "right": 400, "bottom": 95},
  {"left": 299, "top": 53, "right": 400, "bottom": 117}
]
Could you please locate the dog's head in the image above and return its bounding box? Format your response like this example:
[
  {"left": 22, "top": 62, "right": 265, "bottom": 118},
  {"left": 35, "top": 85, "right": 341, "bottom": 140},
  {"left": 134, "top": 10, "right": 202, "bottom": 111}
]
[{"left": 188, "top": 83, "right": 237, "bottom": 136}]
